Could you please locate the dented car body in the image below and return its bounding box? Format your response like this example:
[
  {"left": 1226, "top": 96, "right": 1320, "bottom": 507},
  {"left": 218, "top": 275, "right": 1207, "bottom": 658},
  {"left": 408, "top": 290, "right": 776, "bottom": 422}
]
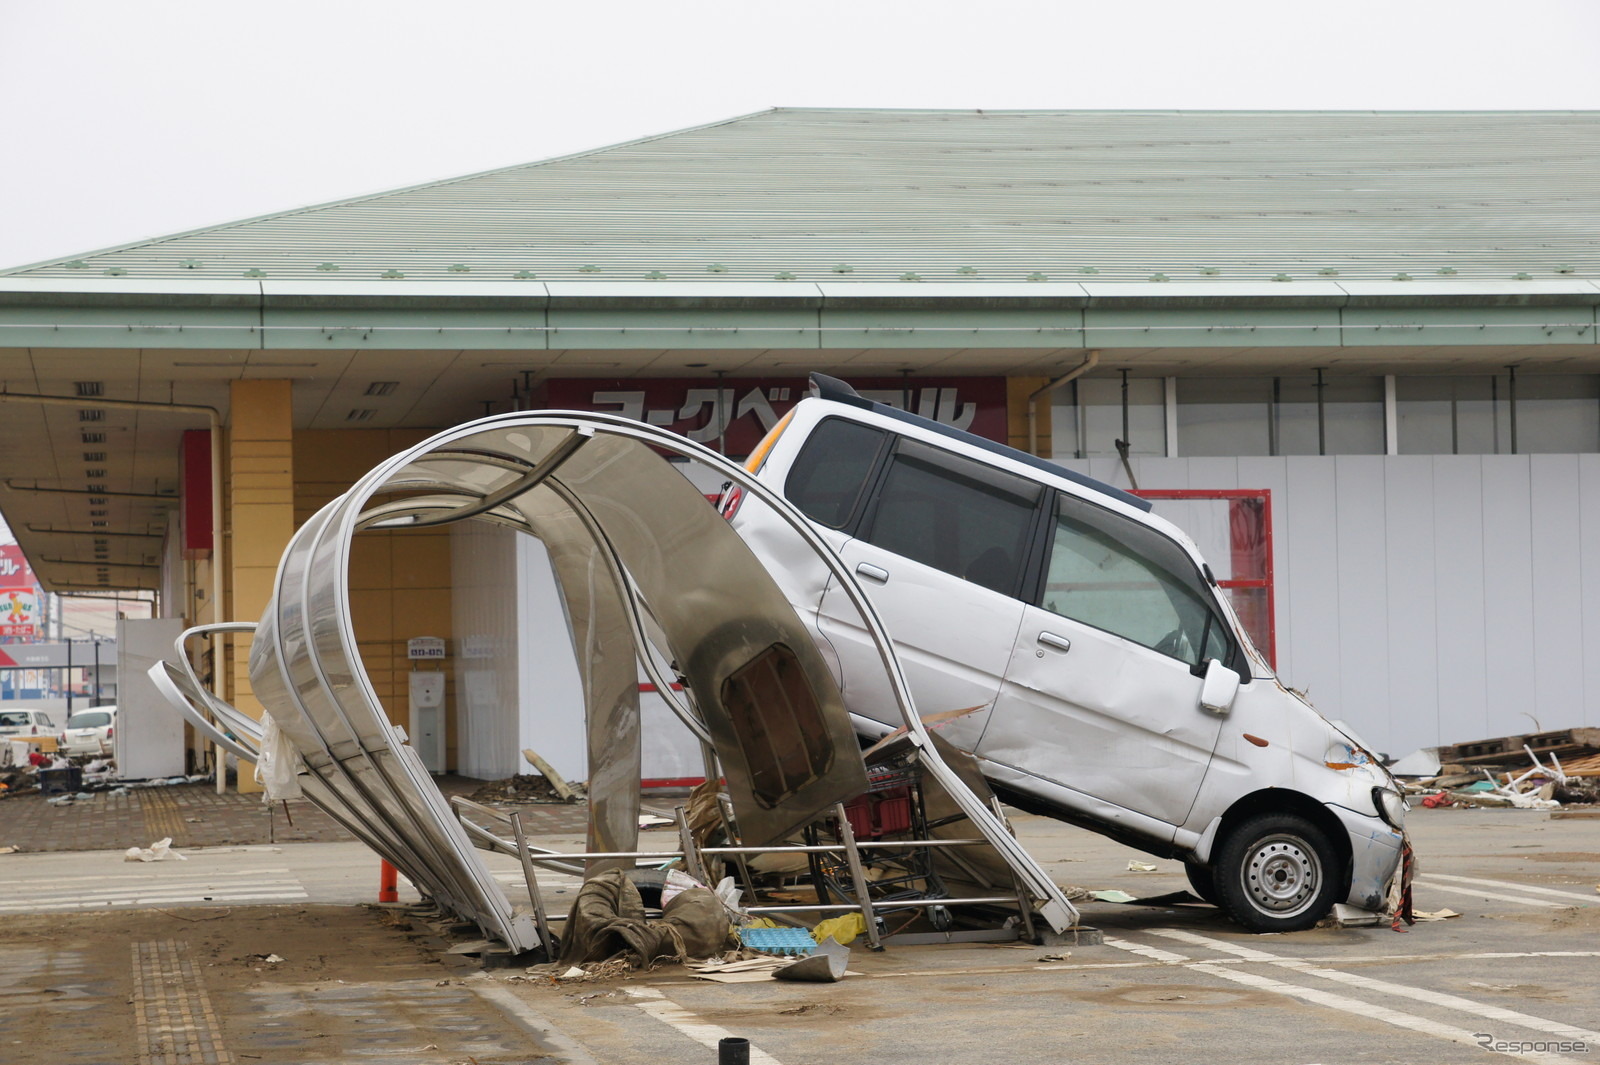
[{"left": 726, "top": 375, "right": 1407, "bottom": 932}]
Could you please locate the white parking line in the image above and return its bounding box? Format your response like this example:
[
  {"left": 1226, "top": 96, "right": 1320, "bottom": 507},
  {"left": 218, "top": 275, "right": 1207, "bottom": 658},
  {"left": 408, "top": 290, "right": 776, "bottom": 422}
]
[
  {"left": 1151, "top": 929, "right": 1600, "bottom": 1045},
  {"left": 0, "top": 869, "right": 309, "bottom": 913},
  {"left": 0, "top": 866, "right": 296, "bottom": 887},
  {"left": 0, "top": 888, "right": 309, "bottom": 913},
  {"left": 3, "top": 875, "right": 302, "bottom": 901},
  {"left": 1421, "top": 874, "right": 1599, "bottom": 905},
  {"left": 1416, "top": 881, "right": 1566, "bottom": 908},
  {"left": 1102, "top": 935, "right": 1589, "bottom": 1065},
  {"left": 625, "top": 987, "right": 785, "bottom": 1065}
]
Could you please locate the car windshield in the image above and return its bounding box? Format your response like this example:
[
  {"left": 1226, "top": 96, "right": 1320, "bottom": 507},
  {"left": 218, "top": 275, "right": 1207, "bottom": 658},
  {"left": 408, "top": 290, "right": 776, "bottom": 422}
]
[{"left": 68, "top": 711, "right": 112, "bottom": 728}]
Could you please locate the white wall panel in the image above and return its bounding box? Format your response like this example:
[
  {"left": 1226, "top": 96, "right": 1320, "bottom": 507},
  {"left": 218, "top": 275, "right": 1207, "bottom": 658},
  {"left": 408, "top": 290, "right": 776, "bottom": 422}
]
[
  {"left": 1130, "top": 457, "right": 1191, "bottom": 490},
  {"left": 1184, "top": 458, "right": 1241, "bottom": 492},
  {"left": 1529, "top": 456, "right": 1584, "bottom": 734},
  {"left": 1429, "top": 458, "right": 1490, "bottom": 743},
  {"left": 1479, "top": 458, "right": 1537, "bottom": 740},
  {"left": 1333, "top": 457, "right": 1390, "bottom": 747},
  {"left": 1282, "top": 457, "right": 1343, "bottom": 717},
  {"left": 515, "top": 536, "right": 588, "bottom": 780},
  {"left": 451, "top": 522, "right": 521, "bottom": 780},
  {"left": 1581, "top": 455, "right": 1600, "bottom": 729},
  {"left": 1048, "top": 449, "right": 1597, "bottom": 755},
  {"left": 1381, "top": 458, "right": 1438, "bottom": 757}
]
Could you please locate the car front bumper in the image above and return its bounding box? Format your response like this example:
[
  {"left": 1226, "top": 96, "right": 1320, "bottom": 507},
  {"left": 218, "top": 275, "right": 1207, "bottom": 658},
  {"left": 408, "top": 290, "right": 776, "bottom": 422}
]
[{"left": 1327, "top": 802, "right": 1405, "bottom": 911}]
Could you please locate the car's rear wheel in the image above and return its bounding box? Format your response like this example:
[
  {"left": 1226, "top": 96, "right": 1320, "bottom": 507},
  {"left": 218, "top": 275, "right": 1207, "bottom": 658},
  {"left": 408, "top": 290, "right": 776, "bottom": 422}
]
[{"left": 1213, "top": 813, "right": 1341, "bottom": 933}]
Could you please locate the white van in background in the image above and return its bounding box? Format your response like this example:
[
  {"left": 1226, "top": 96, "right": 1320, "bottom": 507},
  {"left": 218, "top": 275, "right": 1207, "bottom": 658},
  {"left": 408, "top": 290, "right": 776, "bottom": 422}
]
[{"left": 725, "top": 374, "right": 1407, "bottom": 932}]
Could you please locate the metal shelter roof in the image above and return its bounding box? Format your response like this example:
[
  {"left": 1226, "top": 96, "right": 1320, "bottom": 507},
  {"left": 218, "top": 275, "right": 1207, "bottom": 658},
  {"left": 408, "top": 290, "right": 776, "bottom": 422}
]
[{"left": 7, "top": 108, "right": 1599, "bottom": 285}]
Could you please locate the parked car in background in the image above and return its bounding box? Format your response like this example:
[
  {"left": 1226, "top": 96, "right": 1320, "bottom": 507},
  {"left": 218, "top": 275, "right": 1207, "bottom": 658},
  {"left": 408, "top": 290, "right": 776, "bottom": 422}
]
[
  {"left": 58, "top": 706, "right": 117, "bottom": 756},
  {"left": 0, "top": 707, "right": 59, "bottom": 739}
]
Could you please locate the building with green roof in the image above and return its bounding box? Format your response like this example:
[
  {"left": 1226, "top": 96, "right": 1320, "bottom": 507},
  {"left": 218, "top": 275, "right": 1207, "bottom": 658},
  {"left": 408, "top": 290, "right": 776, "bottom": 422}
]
[{"left": 1, "top": 107, "right": 1596, "bottom": 775}]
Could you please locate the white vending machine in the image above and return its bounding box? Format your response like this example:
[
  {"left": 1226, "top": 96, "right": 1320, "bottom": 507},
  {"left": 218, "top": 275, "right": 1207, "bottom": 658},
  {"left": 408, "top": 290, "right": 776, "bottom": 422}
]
[{"left": 408, "top": 669, "right": 446, "bottom": 774}]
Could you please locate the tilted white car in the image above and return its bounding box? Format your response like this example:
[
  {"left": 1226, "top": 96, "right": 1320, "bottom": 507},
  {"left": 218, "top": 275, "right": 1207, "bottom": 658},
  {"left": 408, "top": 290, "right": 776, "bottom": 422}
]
[{"left": 725, "top": 374, "right": 1407, "bottom": 933}]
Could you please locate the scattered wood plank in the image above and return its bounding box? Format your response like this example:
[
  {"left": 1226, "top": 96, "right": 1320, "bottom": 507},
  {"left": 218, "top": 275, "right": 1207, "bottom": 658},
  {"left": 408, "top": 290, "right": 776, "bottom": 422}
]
[{"left": 521, "top": 748, "right": 576, "bottom": 801}]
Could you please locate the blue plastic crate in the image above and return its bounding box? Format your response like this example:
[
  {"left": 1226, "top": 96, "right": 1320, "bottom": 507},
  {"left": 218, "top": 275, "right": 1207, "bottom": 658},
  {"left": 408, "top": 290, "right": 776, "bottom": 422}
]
[{"left": 739, "top": 926, "right": 817, "bottom": 956}]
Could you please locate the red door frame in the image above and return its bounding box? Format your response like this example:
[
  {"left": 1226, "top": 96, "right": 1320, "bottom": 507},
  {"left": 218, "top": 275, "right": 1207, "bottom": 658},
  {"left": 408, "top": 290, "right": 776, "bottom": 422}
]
[{"left": 1132, "top": 489, "right": 1276, "bottom": 669}]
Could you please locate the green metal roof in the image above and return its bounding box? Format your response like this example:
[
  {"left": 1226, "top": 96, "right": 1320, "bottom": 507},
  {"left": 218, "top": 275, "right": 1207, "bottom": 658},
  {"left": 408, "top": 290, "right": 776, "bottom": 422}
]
[{"left": 7, "top": 108, "right": 1599, "bottom": 284}]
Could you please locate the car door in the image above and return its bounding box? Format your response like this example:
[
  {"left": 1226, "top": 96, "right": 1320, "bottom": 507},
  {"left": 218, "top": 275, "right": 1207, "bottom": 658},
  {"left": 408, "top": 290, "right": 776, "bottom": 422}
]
[
  {"left": 810, "top": 433, "right": 1041, "bottom": 752},
  {"left": 977, "top": 490, "right": 1236, "bottom": 828}
]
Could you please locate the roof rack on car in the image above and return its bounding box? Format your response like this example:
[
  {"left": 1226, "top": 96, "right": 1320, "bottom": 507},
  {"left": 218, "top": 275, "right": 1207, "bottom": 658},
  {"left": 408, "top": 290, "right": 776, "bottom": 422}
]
[{"left": 805, "top": 372, "right": 1151, "bottom": 512}]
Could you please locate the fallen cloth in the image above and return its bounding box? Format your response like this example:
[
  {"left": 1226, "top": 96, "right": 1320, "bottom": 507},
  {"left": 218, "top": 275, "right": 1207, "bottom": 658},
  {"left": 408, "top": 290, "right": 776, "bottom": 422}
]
[{"left": 557, "top": 869, "right": 734, "bottom": 968}]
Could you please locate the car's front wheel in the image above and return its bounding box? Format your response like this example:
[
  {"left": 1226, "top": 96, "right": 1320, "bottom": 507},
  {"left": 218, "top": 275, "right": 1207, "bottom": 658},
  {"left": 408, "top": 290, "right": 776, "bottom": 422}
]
[
  {"left": 1213, "top": 812, "right": 1342, "bottom": 933},
  {"left": 1183, "top": 860, "right": 1218, "bottom": 905}
]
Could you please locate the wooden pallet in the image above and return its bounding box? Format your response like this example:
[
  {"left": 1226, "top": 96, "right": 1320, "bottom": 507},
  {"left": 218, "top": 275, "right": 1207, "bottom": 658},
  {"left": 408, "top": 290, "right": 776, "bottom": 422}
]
[{"left": 1437, "top": 727, "right": 1600, "bottom": 766}]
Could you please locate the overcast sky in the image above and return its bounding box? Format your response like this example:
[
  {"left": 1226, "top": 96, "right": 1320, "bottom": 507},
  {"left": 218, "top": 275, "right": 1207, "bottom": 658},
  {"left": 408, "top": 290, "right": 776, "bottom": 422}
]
[{"left": 2, "top": 0, "right": 1599, "bottom": 271}]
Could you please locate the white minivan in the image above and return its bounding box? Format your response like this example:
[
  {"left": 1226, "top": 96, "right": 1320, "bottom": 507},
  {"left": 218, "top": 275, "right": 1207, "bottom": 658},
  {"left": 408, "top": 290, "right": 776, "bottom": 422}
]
[{"left": 726, "top": 374, "right": 1407, "bottom": 932}]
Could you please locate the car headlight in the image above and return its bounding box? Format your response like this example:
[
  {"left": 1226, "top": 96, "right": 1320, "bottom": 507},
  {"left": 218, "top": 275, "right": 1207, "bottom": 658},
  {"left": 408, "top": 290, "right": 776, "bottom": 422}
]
[{"left": 1373, "top": 786, "right": 1407, "bottom": 829}]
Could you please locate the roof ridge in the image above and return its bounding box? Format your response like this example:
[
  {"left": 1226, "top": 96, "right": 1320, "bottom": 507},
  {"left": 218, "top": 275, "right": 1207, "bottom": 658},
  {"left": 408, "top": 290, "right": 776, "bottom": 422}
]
[{"left": 1, "top": 107, "right": 780, "bottom": 276}]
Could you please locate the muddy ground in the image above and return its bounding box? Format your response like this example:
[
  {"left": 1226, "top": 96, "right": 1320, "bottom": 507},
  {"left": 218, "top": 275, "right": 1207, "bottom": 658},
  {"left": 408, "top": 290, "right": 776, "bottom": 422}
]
[{"left": 0, "top": 905, "right": 537, "bottom": 1065}]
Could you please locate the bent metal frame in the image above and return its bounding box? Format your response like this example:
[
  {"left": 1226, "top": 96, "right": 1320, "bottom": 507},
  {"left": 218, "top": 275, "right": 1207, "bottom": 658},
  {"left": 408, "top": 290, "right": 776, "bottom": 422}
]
[{"left": 151, "top": 411, "right": 1080, "bottom": 954}]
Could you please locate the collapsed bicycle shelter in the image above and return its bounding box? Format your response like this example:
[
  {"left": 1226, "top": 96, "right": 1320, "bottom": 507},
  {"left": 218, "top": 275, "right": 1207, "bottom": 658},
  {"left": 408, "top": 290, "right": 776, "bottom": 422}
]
[{"left": 154, "top": 410, "right": 1081, "bottom": 952}]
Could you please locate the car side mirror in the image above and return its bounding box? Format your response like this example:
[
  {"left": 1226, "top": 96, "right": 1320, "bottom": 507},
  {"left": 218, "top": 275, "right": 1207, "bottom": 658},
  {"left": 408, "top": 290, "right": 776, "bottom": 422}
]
[{"left": 1199, "top": 657, "right": 1240, "bottom": 715}]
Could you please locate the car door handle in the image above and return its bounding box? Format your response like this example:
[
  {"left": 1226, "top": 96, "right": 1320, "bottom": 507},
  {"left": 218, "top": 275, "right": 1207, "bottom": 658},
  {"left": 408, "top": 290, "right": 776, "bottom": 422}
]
[
  {"left": 1037, "top": 632, "right": 1072, "bottom": 653},
  {"left": 855, "top": 563, "right": 889, "bottom": 583}
]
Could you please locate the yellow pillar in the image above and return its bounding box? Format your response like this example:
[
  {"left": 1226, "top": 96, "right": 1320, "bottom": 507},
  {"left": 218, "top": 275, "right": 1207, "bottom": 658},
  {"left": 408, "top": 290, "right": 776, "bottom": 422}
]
[
  {"left": 227, "top": 380, "right": 295, "bottom": 794},
  {"left": 1006, "top": 376, "right": 1051, "bottom": 457}
]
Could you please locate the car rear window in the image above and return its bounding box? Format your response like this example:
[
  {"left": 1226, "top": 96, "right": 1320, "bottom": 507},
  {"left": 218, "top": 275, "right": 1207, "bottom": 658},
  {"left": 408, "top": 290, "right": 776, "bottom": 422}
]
[
  {"left": 785, "top": 417, "right": 888, "bottom": 529},
  {"left": 0, "top": 712, "right": 29, "bottom": 726},
  {"left": 68, "top": 712, "right": 112, "bottom": 728},
  {"left": 862, "top": 438, "right": 1040, "bottom": 595}
]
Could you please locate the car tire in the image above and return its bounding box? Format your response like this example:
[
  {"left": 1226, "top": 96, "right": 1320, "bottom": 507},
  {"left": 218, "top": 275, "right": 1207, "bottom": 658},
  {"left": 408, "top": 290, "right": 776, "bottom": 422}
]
[
  {"left": 1183, "top": 860, "right": 1218, "bottom": 905},
  {"left": 1213, "top": 812, "right": 1342, "bottom": 933}
]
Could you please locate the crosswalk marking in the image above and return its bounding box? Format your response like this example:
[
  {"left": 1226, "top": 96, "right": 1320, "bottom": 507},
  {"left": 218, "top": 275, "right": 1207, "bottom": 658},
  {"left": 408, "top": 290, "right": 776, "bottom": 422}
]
[
  {"left": 2, "top": 890, "right": 309, "bottom": 914},
  {"left": 0, "top": 866, "right": 296, "bottom": 888},
  {"left": 0, "top": 868, "right": 307, "bottom": 914},
  {"left": 1420, "top": 874, "right": 1598, "bottom": 905},
  {"left": 1417, "top": 880, "right": 1567, "bottom": 909},
  {"left": 1105, "top": 933, "right": 1592, "bottom": 1065}
]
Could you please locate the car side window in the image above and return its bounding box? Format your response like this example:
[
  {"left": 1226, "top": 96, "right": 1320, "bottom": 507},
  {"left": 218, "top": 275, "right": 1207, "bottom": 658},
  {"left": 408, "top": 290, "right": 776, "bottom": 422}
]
[
  {"left": 785, "top": 417, "right": 889, "bottom": 529},
  {"left": 862, "top": 438, "right": 1040, "bottom": 595},
  {"left": 1041, "top": 493, "right": 1230, "bottom": 667}
]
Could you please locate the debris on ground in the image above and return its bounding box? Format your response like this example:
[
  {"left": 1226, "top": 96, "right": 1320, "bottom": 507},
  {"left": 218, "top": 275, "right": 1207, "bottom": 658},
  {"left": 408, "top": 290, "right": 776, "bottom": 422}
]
[
  {"left": 771, "top": 937, "right": 850, "bottom": 982},
  {"left": 124, "top": 837, "right": 186, "bottom": 862},
  {"left": 467, "top": 773, "right": 586, "bottom": 805},
  {"left": 1089, "top": 889, "right": 1137, "bottom": 903},
  {"left": 687, "top": 938, "right": 853, "bottom": 984},
  {"left": 1395, "top": 728, "right": 1600, "bottom": 810},
  {"left": 554, "top": 869, "right": 735, "bottom": 969},
  {"left": 520, "top": 748, "right": 578, "bottom": 801}
]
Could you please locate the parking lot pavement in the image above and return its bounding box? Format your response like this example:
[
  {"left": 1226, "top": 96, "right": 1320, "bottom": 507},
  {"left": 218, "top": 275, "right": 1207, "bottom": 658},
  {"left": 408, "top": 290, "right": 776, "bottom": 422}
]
[
  {"left": 0, "top": 775, "right": 590, "bottom": 853},
  {"left": 1, "top": 805, "right": 1596, "bottom": 1064}
]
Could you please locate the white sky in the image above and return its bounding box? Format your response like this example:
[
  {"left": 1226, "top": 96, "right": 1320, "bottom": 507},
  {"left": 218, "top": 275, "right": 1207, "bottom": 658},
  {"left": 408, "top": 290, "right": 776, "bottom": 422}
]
[{"left": 3, "top": 0, "right": 1599, "bottom": 271}]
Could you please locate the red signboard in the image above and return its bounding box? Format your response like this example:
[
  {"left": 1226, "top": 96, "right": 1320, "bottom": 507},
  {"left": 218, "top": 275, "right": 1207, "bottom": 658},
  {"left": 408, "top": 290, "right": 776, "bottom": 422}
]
[
  {"left": 181, "top": 429, "right": 213, "bottom": 558},
  {"left": 536, "top": 376, "right": 1009, "bottom": 456},
  {"left": 0, "top": 546, "right": 39, "bottom": 638}
]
